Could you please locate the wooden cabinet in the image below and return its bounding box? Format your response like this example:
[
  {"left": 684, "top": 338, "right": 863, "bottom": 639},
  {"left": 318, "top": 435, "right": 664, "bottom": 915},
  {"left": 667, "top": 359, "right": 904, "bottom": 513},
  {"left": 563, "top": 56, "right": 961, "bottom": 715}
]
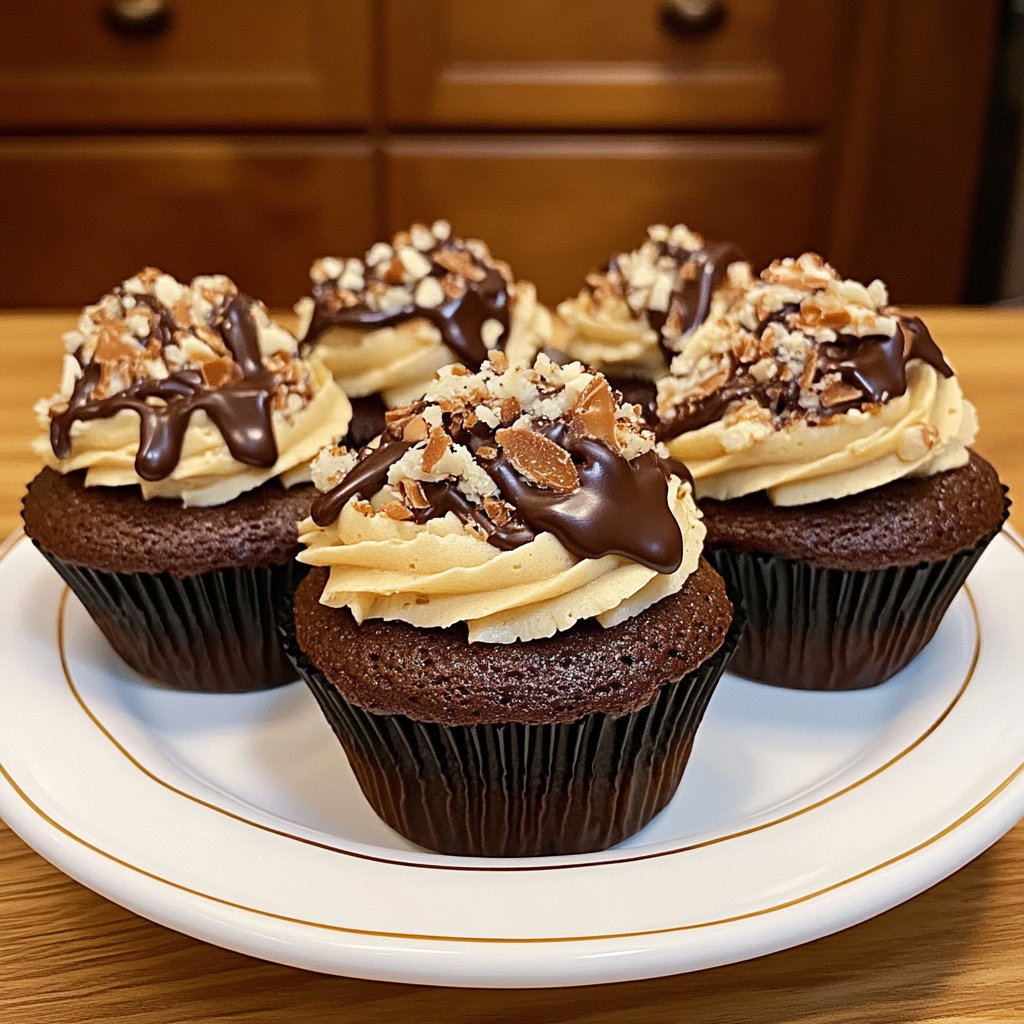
[
  {"left": 0, "top": 0, "right": 1002, "bottom": 308},
  {"left": 387, "top": 135, "right": 821, "bottom": 304},
  {"left": 0, "top": 0, "right": 373, "bottom": 128},
  {"left": 0, "top": 137, "right": 376, "bottom": 306},
  {"left": 382, "top": 0, "right": 843, "bottom": 129}
]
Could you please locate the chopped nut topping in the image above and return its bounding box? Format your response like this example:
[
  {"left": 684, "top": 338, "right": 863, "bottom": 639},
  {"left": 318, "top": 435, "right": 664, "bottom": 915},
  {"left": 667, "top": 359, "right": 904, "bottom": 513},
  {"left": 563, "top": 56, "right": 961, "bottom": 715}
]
[
  {"left": 381, "top": 501, "right": 415, "bottom": 521},
  {"left": 421, "top": 426, "right": 451, "bottom": 473},
  {"left": 657, "top": 253, "right": 912, "bottom": 433},
  {"left": 48, "top": 269, "right": 313, "bottom": 415},
  {"left": 496, "top": 427, "right": 580, "bottom": 493}
]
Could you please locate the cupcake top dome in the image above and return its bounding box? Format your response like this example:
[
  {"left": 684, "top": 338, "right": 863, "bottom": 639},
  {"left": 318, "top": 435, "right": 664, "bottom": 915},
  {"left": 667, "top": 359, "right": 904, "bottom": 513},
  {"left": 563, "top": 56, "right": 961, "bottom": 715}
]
[
  {"left": 553, "top": 223, "right": 751, "bottom": 380},
  {"left": 296, "top": 222, "right": 551, "bottom": 407},
  {"left": 298, "top": 353, "right": 706, "bottom": 644},
  {"left": 34, "top": 268, "right": 351, "bottom": 506},
  {"left": 657, "top": 253, "right": 977, "bottom": 506}
]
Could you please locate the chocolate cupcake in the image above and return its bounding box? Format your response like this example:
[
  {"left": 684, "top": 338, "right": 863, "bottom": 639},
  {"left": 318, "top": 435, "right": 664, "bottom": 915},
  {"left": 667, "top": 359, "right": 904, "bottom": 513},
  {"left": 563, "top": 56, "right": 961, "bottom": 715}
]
[
  {"left": 657, "top": 253, "right": 1008, "bottom": 690},
  {"left": 551, "top": 224, "right": 750, "bottom": 422},
  {"left": 295, "top": 221, "right": 552, "bottom": 447},
  {"left": 23, "top": 268, "right": 352, "bottom": 692},
  {"left": 286, "top": 354, "right": 737, "bottom": 856}
]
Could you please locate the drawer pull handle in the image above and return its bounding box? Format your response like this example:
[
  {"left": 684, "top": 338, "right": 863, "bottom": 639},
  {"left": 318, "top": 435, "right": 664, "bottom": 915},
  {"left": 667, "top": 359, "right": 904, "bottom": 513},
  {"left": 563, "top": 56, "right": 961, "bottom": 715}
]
[
  {"left": 660, "top": 0, "right": 726, "bottom": 35},
  {"left": 102, "top": 0, "right": 172, "bottom": 38}
]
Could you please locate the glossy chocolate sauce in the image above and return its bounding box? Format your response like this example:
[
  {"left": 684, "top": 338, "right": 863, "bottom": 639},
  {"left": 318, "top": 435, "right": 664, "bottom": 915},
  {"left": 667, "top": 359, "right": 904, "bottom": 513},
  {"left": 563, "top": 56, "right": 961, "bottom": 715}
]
[
  {"left": 609, "top": 239, "right": 745, "bottom": 358},
  {"left": 310, "top": 439, "right": 416, "bottom": 527},
  {"left": 51, "top": 295, "right": 282, "bottom": 481},
  {"left": 312, "top": 418, "right": 687, "bottom": 574},
  {"left": 306, "top": 263, "right": 510, "bottom": 371},
  {"left": 660, "top": 312, "right": 954, "bottom": 440}
]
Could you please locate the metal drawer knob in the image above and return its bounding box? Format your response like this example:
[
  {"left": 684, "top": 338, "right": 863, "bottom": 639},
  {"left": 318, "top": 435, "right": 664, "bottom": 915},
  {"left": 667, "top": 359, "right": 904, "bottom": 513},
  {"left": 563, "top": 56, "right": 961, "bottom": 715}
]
[
  {"left": 660, "top": 0, "right": 726, "bottom": 35},
  {"left": 102, "top": 0, "right": 172, "bottom": 38}
]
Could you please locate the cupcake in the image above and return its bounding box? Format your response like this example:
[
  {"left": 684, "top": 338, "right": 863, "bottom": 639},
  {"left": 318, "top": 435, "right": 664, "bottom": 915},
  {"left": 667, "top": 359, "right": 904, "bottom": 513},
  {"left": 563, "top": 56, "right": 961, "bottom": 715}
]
[
  {"left": 551, "top": 224, "right": 750, "bottom": 421},
  {"left": 657, "top": 253, "right": 1009, "bottom": 690},
  {"left": 22, "top": 268, "right": 352, "bottom": 692},
  {"left": 295, "top": 221, "right": 552, "bottom": 447},
  {"left": 284, "top": 353, "right": 737, "bottom": 856}
]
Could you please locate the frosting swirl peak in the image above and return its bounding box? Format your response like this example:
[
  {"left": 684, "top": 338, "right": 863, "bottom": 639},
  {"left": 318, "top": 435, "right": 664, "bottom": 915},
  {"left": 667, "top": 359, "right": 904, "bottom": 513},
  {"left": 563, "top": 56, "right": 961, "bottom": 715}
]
[
  {"left": 36, "top": 268, "right": 351, "bottom": 506},
  {"left": 299, "top": 355, "right": 704, "bottom": 643},
  {"left": 657, "top": 254, "right": 976, "bottom": 506}
]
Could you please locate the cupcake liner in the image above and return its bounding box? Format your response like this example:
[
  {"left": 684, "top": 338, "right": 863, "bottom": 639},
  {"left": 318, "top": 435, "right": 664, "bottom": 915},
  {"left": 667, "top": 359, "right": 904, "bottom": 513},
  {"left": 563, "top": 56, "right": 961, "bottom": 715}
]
[
  {"left": 704, "top": 501, "right": 1008, "bottom": 691},
  {"left": 280, "top": 609, "right": 743, "bottom": 857},
  {"left": 36, "top": 543, "right": 308, "bottom": 693}
]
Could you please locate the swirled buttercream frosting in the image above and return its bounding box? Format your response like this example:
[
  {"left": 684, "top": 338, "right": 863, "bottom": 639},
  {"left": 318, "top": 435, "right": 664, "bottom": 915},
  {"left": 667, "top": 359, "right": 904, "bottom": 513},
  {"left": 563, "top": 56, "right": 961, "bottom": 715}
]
[
  {"left": 657, "top": 253, "right": 977, "bottom": 506},
  {"left": 552, "top": 224, "right": 751, "bottom": 381},
  {"left": 298, "top": 353, "right": 705, "bottom": 643},
  {"left": 296, "top": 221, "right": 552, "bottom": 407},
  {"left": 34, "top": 268, "right": 351, "bottom": 506}
]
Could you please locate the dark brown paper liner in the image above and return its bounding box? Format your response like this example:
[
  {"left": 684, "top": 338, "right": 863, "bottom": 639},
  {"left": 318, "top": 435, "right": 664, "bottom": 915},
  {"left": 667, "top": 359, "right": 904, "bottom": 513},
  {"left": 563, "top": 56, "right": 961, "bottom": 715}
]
[
  {"left": 703, "top": 502, "right": 1008, "bottom": 691},
  {"left": 280, "top": 610, "right": 743, "bottom": 857},
  {"left": 35, "top": 543, "right": 307, "bottom": 692}
]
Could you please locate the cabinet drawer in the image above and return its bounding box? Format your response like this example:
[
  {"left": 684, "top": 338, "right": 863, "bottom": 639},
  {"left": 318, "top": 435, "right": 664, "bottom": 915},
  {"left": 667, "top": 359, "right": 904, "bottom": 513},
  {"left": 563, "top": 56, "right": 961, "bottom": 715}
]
[
  {"left": 0, "top": 1, "right": 372, "bottom": 128},
  {"left": 384, "top": 0, "right": 843, "bottom": 129},
  {"left": 386, "top": 135, "right": 821, "bottom": 304},
  {"left": 0, "top": 137, "right": 376, "bottom": 307}
]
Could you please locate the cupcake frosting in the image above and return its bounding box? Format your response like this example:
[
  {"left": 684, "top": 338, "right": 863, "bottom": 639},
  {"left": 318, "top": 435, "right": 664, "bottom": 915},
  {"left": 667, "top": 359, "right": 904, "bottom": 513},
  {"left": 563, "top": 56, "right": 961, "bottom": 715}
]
[
  {"left": 298, "top": 354, "right": 704, "bottom": 643},
  {"left": 296, "top": 221, "right": 552, "bottom": 407},
  {"left": 657, "top": 253, "right": 977, "bottom": 506},
  {"left": 552, "top": 224, "right": 751, "bottom": 380},
  {"left": 34, "top": 268, "right": 351, "bottom": 507}
]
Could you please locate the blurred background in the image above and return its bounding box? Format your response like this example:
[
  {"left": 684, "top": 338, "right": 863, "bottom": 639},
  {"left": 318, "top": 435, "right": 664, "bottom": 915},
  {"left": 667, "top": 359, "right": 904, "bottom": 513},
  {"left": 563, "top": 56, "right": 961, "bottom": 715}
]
[{"left": 1, "top": 0, "right": 1022, "bottom": 310}]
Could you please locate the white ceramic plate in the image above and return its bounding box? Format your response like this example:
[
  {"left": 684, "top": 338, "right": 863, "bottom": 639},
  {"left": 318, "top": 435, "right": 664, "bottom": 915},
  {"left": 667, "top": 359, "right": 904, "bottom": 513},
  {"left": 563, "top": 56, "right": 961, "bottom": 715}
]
[{"left": 1, "top": 528, "right": 1023, "bottom": 989}]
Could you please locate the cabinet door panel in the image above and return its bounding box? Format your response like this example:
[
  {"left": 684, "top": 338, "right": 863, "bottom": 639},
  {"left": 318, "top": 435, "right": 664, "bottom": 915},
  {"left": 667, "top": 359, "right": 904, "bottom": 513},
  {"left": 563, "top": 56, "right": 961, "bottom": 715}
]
[
  {"left": 387, "top": 136, "right": 821, "bottom": 304},
  {"left": 0, "top": 137, "right": 376, "bottom": 307},
  {"left": 383, "top": 0, "right": 842, "bottom": 129},
  {"left": 0, "top": 1, "right": 371, "bottom": 128}
]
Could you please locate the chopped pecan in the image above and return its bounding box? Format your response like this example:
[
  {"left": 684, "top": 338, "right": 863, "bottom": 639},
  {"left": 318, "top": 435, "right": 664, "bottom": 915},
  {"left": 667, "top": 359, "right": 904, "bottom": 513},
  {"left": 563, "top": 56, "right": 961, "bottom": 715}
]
[
  {"left": 820, "top": 381, "right": 863, "bottom": 408},
  {"left": 495, "top": 428, "right": 579, "bottom": 493},
  {"left": 476, "top": 445, "right": 498, "bottom": 460},
  {"left": 381, "top": 501, "right": 414, "bottom": 521},
  {"left": 402, "top": 415, "right": 429, "bottom": 442},
  {"left": 571, "top": 376, "right": 616, "bottom": 444},
  {"left": 201, "top": 357, "right": 242, "bottom": 388},
  {"left": 433, "top": 248, "right": 487, "bottom": 282},
  {"left": 482, "top": 496, "right": 510, "bottom": 525},
  {"left": 797, "top": 348, "right": 818, "bottom": 392},
  {"left": 499, "top": 396, "right": 521, "bottom": 427},
  {"left": 399, "top": 479, "right": 430, "bottom": 508},
  {"left": 352, "top": 500, "right": 374, "bottom": 516},
  {"left": 420, "top": 427, "right": 451, "bottom": 473},
  {"left": 488, "top": 350, "right": 509, "bottom": 373}
]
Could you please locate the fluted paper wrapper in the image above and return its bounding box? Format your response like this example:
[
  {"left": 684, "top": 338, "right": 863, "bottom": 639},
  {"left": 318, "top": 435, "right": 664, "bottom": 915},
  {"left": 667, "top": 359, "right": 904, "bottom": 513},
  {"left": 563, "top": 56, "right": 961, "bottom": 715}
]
[
  {"left": 37, "top": 544, "right": 307, "bottom": 692},
  {"left": 281, "top": 611, "right": 742, "bottom": 858},
  {"left": 704, "top": 504, "right": 1008, "bottom": 691}
]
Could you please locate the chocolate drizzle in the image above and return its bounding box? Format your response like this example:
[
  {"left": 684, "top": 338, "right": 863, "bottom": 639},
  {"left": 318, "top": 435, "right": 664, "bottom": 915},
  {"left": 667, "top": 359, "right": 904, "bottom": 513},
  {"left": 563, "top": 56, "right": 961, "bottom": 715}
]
[
  {"left": 605, "top": 239, "right": 745, "bottom": 359},
  {"left": 51, "top": 295, "right": 282, "bottom": 481},
  {"left": 312, "top": 420, "right": 686, "bottom": 574},
  {"left": 660, "top": 312, "right": 955, "bottom": 441},
  {"left": 310, "top": 439, "right": 415, "bottom": 527},
  {"left": 820, "top": 315, "right": 953, "bottom": 405},
  {"left": 306, "top": 263, "right": 510, "bottom": 371}
]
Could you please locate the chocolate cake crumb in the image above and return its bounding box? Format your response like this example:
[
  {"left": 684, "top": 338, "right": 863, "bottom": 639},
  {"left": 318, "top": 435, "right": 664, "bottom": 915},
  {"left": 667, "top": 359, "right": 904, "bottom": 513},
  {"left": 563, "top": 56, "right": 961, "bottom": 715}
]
[
  {"left": 293, "top": 558, "right": 732, "bottom": 727},
  {"left": 23, "top": 467, "right": 314, "bottom": 577},
  {"left": 701, "top": 451, "right": 1007, "bottom": 571}
]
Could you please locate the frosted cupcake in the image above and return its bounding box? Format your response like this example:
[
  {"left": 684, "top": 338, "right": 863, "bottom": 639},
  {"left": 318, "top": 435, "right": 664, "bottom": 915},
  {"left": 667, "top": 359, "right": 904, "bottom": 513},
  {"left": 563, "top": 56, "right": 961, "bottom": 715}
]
[
  {"left": 22, "top": 268, "right": 352, "bottom": 692},
  {"left": 284, "top": 354, "right": 738, "bottom": 856},
  {"left": 552, "top": 224, "right": 750, "bottom": 419},
  {"left": 296, "top": 221, "right": 551, "bottom": 445},
  {"left": 657, "top": 253, "right": 1008, "bottom": 689}
]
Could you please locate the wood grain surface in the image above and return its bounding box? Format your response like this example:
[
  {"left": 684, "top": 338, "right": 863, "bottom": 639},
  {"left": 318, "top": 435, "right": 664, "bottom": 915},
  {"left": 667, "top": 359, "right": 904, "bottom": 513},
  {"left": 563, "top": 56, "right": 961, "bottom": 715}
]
[{"left": 0, "top": 308, "right": 1022, "bottom": 1023}]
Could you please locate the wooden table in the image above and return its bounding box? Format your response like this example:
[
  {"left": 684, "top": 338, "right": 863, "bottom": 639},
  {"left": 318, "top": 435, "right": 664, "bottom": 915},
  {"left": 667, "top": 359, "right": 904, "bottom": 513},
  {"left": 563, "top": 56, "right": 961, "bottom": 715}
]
[{"left": 1, "top": 309, "right": 1022, "bottom": 1023}]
